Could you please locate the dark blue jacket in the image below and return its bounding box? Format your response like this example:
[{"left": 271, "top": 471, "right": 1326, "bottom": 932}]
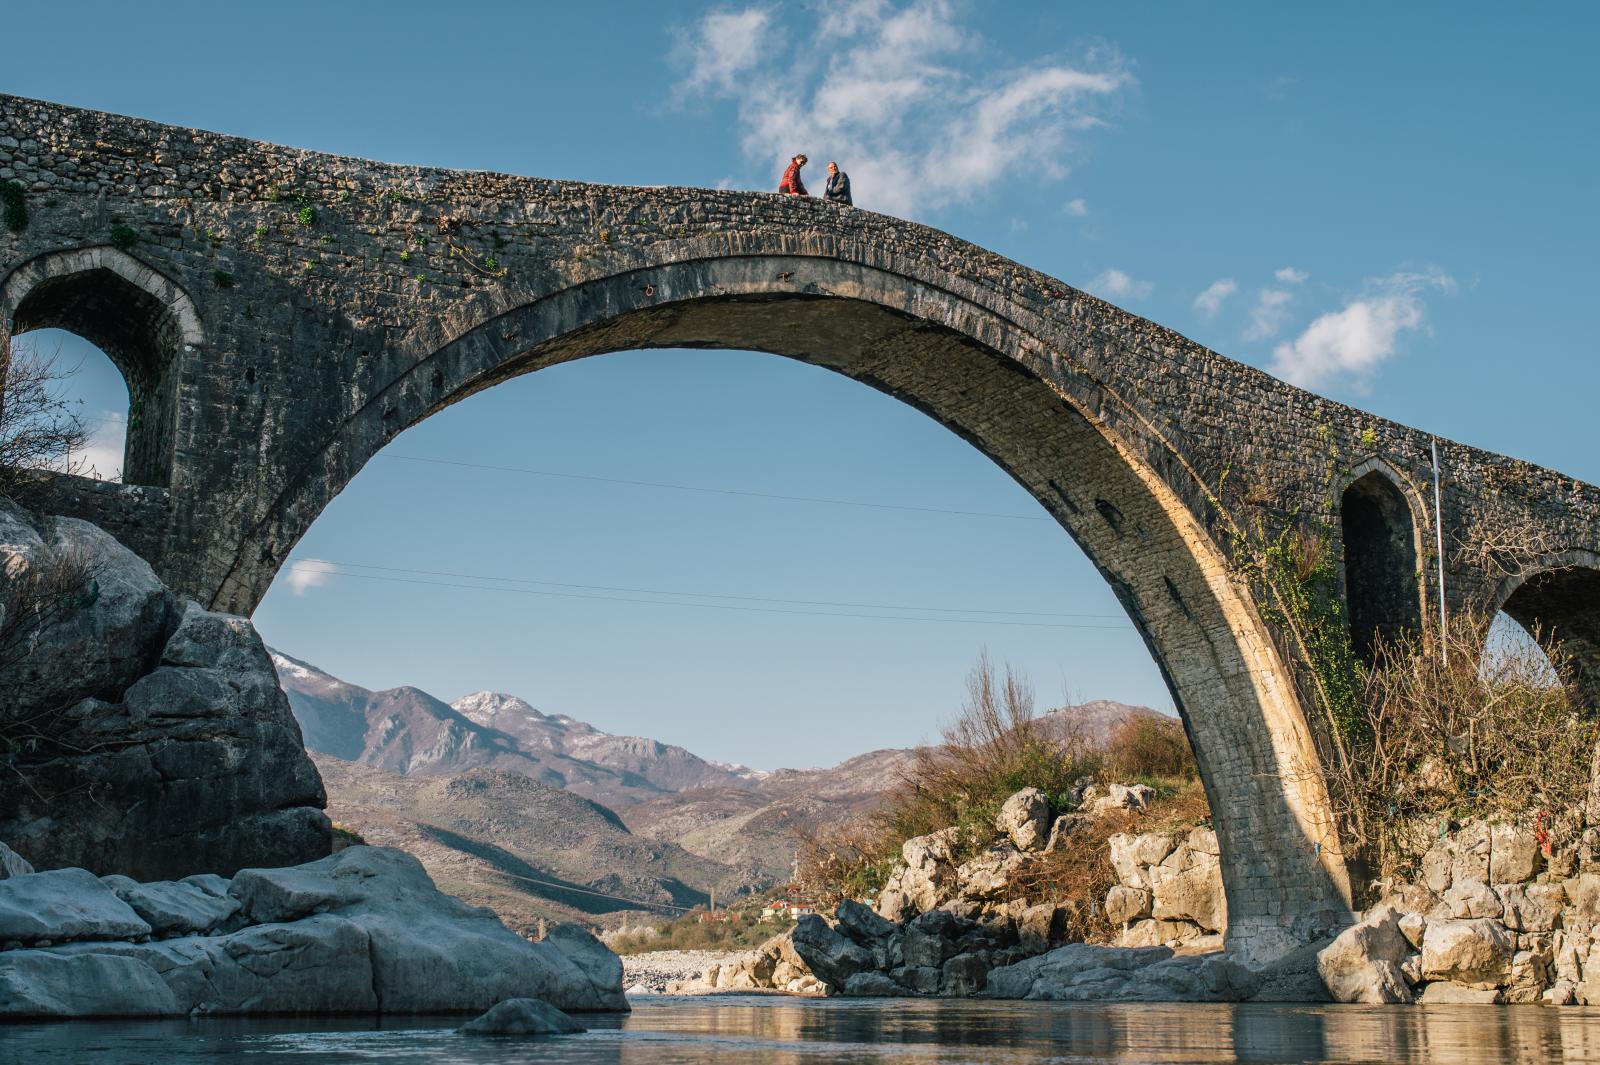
[{"left": 824, "top": 169, "right": 852, "bottom": 206}]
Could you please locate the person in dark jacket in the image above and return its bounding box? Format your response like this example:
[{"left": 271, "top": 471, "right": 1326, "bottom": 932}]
[
  {"left": 778, "top": 154, "right": 809, "bottom": 196},
  {"left": 824, "top": 161, "right": 852, "bottom": 206}
]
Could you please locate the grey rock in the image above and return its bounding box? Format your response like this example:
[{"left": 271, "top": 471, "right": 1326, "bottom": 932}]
[
  {"left": 0, "top": 509, "right": 329, "bottom": 880},
  {"left": 1417, "top": 981, "right": 1500, "bottom": 1004},
  {"left": 902, "top": 909, "right": 961, "bottom": 969},
  {"left": 0, "top": 950, "right": 182, "bottom": 1017},
  {"left": 893, "top": 964, "right": 942, "bottom": 994},
  {"left": 940, "top": 951, "right": 989, "bottom": 996},
  {"left": 0, "top": 843, "right": 34, "bottom": 880},
  {"left": 0, "top": 868, "right": 152, "bottom": 946},
  {"left": 1315, "top": 906, "right": 1415, "bottom": 1004},
  {"left": 995, "top": 787, "right": 1051, "bottom": 851},
  {"left": 1489, "top": 822, "right": 1541, "bottom": 884},
  {"left": 984, "top": 942, "right": 1176, "bottom": 1001},
  {"left": 791, "top": 915, "right": 873, "bottom": 992},
  {"left": 1498, "top": 882, "right": 1564, "bottom": 933},
  {"left": 835, "top": 898, "right": 896, "bottom": 945},
  {"left": 545, "top": 923, "right": 624, "bottom": 997},
  {"left": 459, "top": 997, "right": 585, "bottom": 1036},
  {"left": 1442, "top": 879, "right": 1502, "bottom": 920},
  {"left": 100, "top": 875, "right": 241, "bottom": 937},
  {"left": 841, "top": 971, "right": 904, "bottom": 997},
  {"left": 1421, "top": 918, "right": 1516, "bottom": 989}
]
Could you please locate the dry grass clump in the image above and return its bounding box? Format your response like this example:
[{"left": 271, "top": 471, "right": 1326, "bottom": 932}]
[
  {"left": 605, "top": 904, "right": 791, "bottom": 955},
  {"left": 792, "top": 651, "right": 1208, "bottom": 909},
  {"left": 1329, "top": 611, "right": 1594, "bottom": 880}
]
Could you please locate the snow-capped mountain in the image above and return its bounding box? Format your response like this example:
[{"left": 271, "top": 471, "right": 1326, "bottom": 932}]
[{"left": 270, "top": 651, "right": 760, "bottom": 806}]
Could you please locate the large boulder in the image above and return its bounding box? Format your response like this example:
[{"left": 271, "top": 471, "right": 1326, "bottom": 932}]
[
  {"left": 1420, "top": 918, "right": 1516, "bottom": 989},
  {"left": 99, "top": 874, "right": 242, "bottom": 938},
  {"left": 995, "top": 788, "right": 1051, "bottom": 851},
  {"left": 1315, "top": 906, "right": 1415, "bottom": 1004},
  {"left": 0, "top": 867, "right": 152, "bottom": 946},
  {"left": 0, "top": 846, "right": 628, "bottom": 1017},
  {"left": 459, "top": 997, "right": 585, "bottom": 1036},
  {"left": 0, "top": 505, "right": 330, "bottom": 880},
  {"left": 790, "top": 914, "right": 873, "bottom": 992}
]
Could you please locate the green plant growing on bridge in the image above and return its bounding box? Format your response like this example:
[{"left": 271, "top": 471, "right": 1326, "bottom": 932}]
[
  {"left": 109, "top": 224, "right": 138, "bottom": 251},
  {"left": 213, "top": 270, "right": 234, "bottom": 289},
  {"left": 2, "top": 181, "right": 29, "bottom": 232},
  {"left": 296, "top": 204, "right": 317, "bottom": 227}
]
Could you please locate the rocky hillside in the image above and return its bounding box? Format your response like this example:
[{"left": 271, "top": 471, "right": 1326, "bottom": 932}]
[
  {"left": 272, "top": 651, "right": 756, "bottom": 808},
  {"left": 273, "top": 650, "right": 1173, "bottom": 917},
  {"left": 315, "top": 755, "right": 762, "bottom": 934}
]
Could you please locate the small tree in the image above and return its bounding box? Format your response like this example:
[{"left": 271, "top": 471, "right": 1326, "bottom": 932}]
[{"left": 0, "top": 332, "right": 90, "bottom": 500}]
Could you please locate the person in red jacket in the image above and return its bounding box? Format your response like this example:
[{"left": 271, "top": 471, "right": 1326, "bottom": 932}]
[{"left": 778, "top": 154, "right": 809, "bottom": 196}]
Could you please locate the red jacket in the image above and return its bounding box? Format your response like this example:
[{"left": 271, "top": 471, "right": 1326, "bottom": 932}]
[{"left": 779, "top": 160, "right": 808, "bottom": 196}]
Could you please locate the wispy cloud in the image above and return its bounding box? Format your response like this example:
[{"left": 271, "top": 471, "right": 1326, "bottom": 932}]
[
  {"left": 1243, "top": 288, "right": 1295, "bottom": 341},
  {"left": 286, "top": 559, "right": 337, "bottom": 597},
  {"left": 1064, "top": 198, "right": 1088, "bottom": 217},
  {"left": 1274, "top": 266, "right": 1308, "bottom": 285},
  {"left": 1192, "top": 278, "right": 1237, "bottom": 319},
  {"left": 74, "top": 409, "right": 125, "bottom": 482},
  {"left": 1271, "top": 268, "right": 1456, "bottom": 388},
  {"left": 1089, "top": 268, "right": 1152, "bottom": 301},
  {"left": 673, "top": 1, "right": 1131, "bottom": 217},
  {"left": 673, "top": 8, "right": 773, "bottom": 95}
]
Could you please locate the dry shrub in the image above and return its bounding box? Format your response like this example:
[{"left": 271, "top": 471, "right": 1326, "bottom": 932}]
[
  {"left": 1013, "top": 782, "right": 1211, "bottom": 943},
  {"left": 1329, "top": 610, "right": 1594, "bottom": 880},
  {"left": 0, "top": 543, "right": 99, "bottom": 754},
  {"left": 0, "top": 338, "right": 91, "bottom": 499},
  {"left": 880, "top": 651, "right": 1102, "bottom": 860},
  {"left": 792, "top": 652, "right": 1213, "bottom": 910},
  {"left": 1102, "top": 714, "right": 1198, "bottom": 783}
]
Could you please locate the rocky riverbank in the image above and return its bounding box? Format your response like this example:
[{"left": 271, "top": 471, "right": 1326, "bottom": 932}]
[
  {"left": 0, "top": 843, "right": 626, "bottom": 1017},
  {"left": 1317, "top": 816, "right": 1600, "bottom": 1005}
]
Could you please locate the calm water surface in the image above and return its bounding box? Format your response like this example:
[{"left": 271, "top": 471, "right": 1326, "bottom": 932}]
[{"left": 7, "top": 996, "right": 1600, "bottom": 1064}]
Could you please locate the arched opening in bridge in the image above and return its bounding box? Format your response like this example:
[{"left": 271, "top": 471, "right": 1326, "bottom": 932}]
[
  {"left": 251, "top": 346, "right": 1218, "bottom": 934},
  {"left": 1340, "top": 470, "right": 1422, "bottom": 666},
  {"left": 4, "top": 256, "right": 188, "bottom": 487},
  {"left": 1495, "top": 562, "right": 1600, "bottom": 711},
  {"left": 4, "top": 328, "right": 131, "bottom": 482}
]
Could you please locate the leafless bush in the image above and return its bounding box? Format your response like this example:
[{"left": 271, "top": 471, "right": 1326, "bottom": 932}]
[
  {"left": 1326, "top": 610, "right": 1592, "bottom": 880},
  {"left": 0, "top": 335, "right": 90, "bottom": 500},
  {"left": 1102, "top": 714, "right": 1198, "bottom": 782},
  {"left": 0, "top": 542, "right": 100, "bottom": 755}
]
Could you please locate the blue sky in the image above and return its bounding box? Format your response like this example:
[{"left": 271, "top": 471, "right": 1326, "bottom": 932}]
[{"left": 8, "top": 2, "right": 1597, "bottom": 767}]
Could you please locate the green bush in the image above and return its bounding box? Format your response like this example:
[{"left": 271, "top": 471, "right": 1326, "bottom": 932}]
[{"left": 1, "top": 181, "right": 27, "bottom": 232}]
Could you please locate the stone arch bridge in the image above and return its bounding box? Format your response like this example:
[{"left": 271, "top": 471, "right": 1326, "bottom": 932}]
[{"left": 4, "top": 94, "right": 1598, "bottom": 959}]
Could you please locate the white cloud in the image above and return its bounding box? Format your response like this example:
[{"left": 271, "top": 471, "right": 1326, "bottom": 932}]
[
  {"left": 1064, "top": 198, "right": 1088, "bottom": 217},
  {"left": 1192, "top": 278, "right": 1237, "bottom": 318},
  {"left": 73, "top": 409, "right": 125, "bottom": 482},
  {"left": 1271, "top": 268, "right": 1456, "bottom": 388},
  {"left": 1089, "top": 268, "right": 1152, "bottom": 301},
  {"left": 1274, "top": 266, "right": 1308, "bottom": 284},
  {"left": 674, "top": 1, "right": 1131, "bottom": 217},
  {"left": 1243, "top": 288, "right": 1294, "bottom": 341},
  {"left": 675, "top": 8, "right": 773, "bottom": 94},
  {"left": 286, "top": 559, "right": 337, "bottom": 597}
]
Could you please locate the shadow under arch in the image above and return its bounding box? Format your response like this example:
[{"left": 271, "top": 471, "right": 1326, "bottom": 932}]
[
  {"left": 1491, "top": 550, "right": 1600, "bottom": 710},
  {"left": 230, "top": 254, "right": 1356, "bottom": 956},
  {"left": 1, "top": 247, "right": 204, "bottom": 488},
  {"left": 1338, "top": 461, "right": 1425, "bottom": 667}
]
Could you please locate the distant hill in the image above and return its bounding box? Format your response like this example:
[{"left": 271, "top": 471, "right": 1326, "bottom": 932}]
[
  {"left": 273, "top": 650, "right": 1173, "bottom": 923},
  {"left": 314, "top": 754, "right": 761, "bottom": 933},
  {"left": 272, "top": 651, "right": 757, "bottom": 808}
]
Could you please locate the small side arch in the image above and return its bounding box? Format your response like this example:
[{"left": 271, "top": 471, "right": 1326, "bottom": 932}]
[
  {"left": 1, "top": 247, "right": 204, "bottom": 487},
  {"left": 1491, "top": 550, "right": 1600, "bottom": 710},
  {"left": 1338, "top": 460, "right": 1425, "bottom": 665}
]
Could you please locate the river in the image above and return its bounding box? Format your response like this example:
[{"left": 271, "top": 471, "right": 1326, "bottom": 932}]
[{"left": 6, "top": 996, "right": 1600, "bottom": 1063}]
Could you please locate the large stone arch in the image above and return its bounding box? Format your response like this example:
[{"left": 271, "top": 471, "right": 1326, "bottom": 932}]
[
  {"left": 1, "top": 246, "right": 204, "bottom": 487},
  {"left": 222, "top": 254, "right": 1354, "bottom": 958}
]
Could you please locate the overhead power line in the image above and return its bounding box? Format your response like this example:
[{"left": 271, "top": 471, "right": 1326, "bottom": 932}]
[
  {"left": 284, "top": 559, "right": 1132, "bottom": 631},
  {"left": 380, "top": 453, "right": 1052, "bottom": 523},
  {"left": 288, "top": 557, "right": 1128, "bottom": 621}
]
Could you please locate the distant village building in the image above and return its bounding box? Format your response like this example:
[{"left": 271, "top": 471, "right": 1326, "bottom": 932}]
[{"left": 760, "top": 900, "right": 816, "bottom": 921}]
